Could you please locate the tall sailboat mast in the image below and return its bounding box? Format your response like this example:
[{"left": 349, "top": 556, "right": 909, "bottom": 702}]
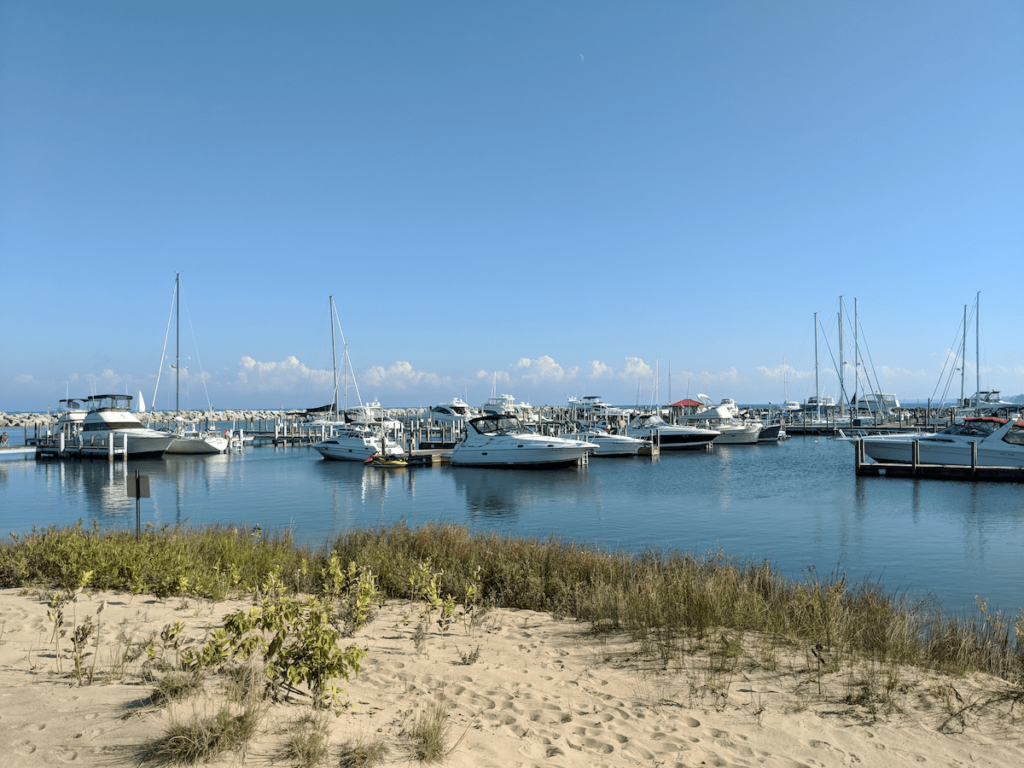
[
  {"left": 975, "top": 291, "right": 980, "bottom": 408},
  {"left": 853, "top": 297, "right": 859, "bottom": 410},
  {"left": 961, "top": 303, "right": 966, "bottom": 406},
  {"left": 175, "top": 272, "right": 180, "bottom": 417},
  {"left": 813, "top": 312, "right": 820, "bottom": 418},
  {"left": 838, "top": 297, "right": 846, "bottom": 413},
  {"left": 330, "top": 296, "right": 339, "bottom": 420}
]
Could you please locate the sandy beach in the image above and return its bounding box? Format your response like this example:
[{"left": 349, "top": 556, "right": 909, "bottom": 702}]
[{"left": 1, "top": 587, "right": 1021, "bottom": 768}]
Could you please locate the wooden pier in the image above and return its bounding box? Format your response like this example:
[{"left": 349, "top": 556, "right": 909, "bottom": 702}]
[
  {"left": 853, "top": 438, "right": 1024, "bottom": 482},
  {"left": 33, "top": 434, "right": 128, "bottom": 461}
]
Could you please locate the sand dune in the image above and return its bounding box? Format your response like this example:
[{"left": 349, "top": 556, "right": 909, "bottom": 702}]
[{"left": 1, "top": 587, "right": 1020, "bottom": 767}]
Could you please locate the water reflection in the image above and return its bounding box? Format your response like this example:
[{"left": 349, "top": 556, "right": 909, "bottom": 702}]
[{"left": 451, "top": 466, "right": 594, "bottom": 521}]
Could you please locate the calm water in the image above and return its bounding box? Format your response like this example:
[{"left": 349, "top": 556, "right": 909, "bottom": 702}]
[{"left": 2, "top": 436, "right": 1022, "bottom": 615}]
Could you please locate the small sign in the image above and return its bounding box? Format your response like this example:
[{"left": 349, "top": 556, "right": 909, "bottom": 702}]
[{"left": 126, "top": 474, "right": 150, "bottom": 498}]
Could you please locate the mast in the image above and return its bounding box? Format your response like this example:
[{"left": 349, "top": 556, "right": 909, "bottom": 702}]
[
  {"left": 853, "top": 297, "right": 859, "bottom": 412},
  {"left": 330, "top": 296, "right": 339, "bottom": 420},
  {"left": 175, "top": 272, "right": 180, "bottom": 417},
  {"left": 838, "top": 297, "right": 846, "bottom": 414},
  {"left": 975, "top": 291, "right": 980, "bottom": 407},
  {"left": 961, "top": 303, "right": 966, "bottom": 406},
  {"left": 813, "top": 312, "right": 820, "bottom": 419}
]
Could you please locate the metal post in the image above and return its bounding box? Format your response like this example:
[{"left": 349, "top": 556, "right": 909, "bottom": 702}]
[
  {"left": 971, "top": 441, "right": 978, "bottom": 474},
  {"left": 911, "top": 439, "right": 919, "bottom": 473},
  {"left": 123, "top": 432, "right": 128, "bottom": 460},
  {"left": 135, "top": 470, "right": 141, "bottom": 542}
]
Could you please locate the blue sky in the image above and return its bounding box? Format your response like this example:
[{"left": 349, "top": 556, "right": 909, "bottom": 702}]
[{"left": 2, "top": 1, "right": 1022, "bottom": 412}]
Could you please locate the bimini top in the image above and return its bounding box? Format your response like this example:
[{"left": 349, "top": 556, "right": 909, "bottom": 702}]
[
  {"left": 468, "top": 414, "right": 523, "bottom": 435},
  {"left": 85, "top": 394, "right": 133, "bottom": 411}
]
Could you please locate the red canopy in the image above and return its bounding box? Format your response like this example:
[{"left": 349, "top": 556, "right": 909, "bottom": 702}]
[{"left": 669, "top": 399, "right": 703, "bottom": 407}]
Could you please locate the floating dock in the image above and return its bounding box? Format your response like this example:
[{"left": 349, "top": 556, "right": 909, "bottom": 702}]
[{"left": 853, "top": 438, "right": 1024, "bottom": 482}]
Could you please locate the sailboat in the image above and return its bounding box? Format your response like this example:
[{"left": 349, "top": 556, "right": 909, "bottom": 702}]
[
  {"left": 312, "top": 296, "right": 404, "bottom": 462},
  {"left": 154, "top": 274, "right": 228, "bottom": 454}
]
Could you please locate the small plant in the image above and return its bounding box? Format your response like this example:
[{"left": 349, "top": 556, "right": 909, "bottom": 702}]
[
  {"left": 407, "top": 696, "right": 458, "bottom": 763},
  {"left": 70, "top": 614, "right": 95, "bottom": 685},
  {"left": 145, "top": 703, "right": 263, "bottom": 766},
  {"left": 458, "top": 645, "right": 481, "bottom": 665},
  {"left": 183, "top": 593, "right": 366, "bottom": 713},
  {"left": 338, "top": 734, "right": 389, "bottom": 768},
  {"left": 280, "top": 711, "right": 331, "bottom": 768},
  {"left": 150, "top": 670, "right": 205, "bottom": 707}
]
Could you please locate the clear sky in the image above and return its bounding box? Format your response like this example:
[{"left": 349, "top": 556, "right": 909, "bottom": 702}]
[{"left": 2, "top": 1, "right": 1022, "bottom": 413}]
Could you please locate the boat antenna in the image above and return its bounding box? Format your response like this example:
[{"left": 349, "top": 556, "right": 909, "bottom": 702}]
[{"left": 975, "top": 291, "right": 980, "bottom": 408}]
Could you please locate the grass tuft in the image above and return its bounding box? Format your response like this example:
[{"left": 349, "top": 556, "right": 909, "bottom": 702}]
[
  {"left": 145, "top": 703, "right": 262, "bottom": 766},
  {"left": 338, "top": 734, "right": 389, "bottom": 768},
  {"left": 280, "top": 711, "right": 331, "bottom": 768}
]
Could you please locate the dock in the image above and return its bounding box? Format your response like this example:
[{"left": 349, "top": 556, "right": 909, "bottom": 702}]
[{"left": 853, "top": 438, "right": 1024, "bottom": 482}]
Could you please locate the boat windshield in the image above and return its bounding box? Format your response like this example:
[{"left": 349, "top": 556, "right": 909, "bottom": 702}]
[
  {"left": 472, "top": 415, "right": 521, "bottom": 434},
  {"left": 1001, "top": 424, "right": 1024, "bottom": 446},
  {"left": 942, "top": 419, "right": 1004, "bottom": 437}
]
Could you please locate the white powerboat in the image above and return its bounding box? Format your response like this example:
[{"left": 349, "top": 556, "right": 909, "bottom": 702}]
[
  {"left": 568, "top": 395, "right": 625, "bottom": 422},
  {"left": 480, "top": 394, "right": 538, "bottom": 423},
  {"left": 55, "top": 398, "right": 88, "bottom": 439},
  {"left": 623, "top": 413, "right": 720, "bottom": 450},
  {"left": 450, "top": 414, "right": 595, "bottom": 467},
  {"left": 165, "top": 420, "right": 229, "bottom": 454},
  {"left": 79, "top": 395, "right": 175, "bottom": 459},
  {"left": 570, "top": 426, "right": 647, "bottom": 456},
  {"left": 859, "top": 417, "right": 1024, "bottom": 466},
  {"left": 679, "top": 399, "right": 763, "bottom": 444},
  {"left": 426, "top": 397, "right": 478, "bottom": 423},
  {"left": 313, "top": 423, "right": 405, "bottom": 463}
]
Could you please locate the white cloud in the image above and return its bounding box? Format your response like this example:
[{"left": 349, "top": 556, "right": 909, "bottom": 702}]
[
  {"left": 589, "top": 360, "right": 612, "bottom": 378},
  {"left": 621, "top": 357, "right": 653, "bottom": 380},
  {"left": 517, "top": 355, "right": 578, "bottom": 384},
  {"left": 234, "top": 355, "right": 332, "bottom": 390},
  {"left": 361, "top": 361, "right": 452, "bottom": 391},
  {"left": 13, "top": 374, "right": 34, "bottom": 385},
  {"left": 757, "top": 363, "right": 813, "bottom": 382}
]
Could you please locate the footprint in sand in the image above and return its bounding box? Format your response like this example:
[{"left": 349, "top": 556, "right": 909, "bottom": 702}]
[
  {"left": 13, "top": 740, "right": 37, "bottom": 755},
  {"left": 684, "top": 716, "right": 701, "bottom": 727},
  {"left": 21, "top": 722, "right": 46, "bottom": 731},
  {"left": 56, "top": 748, "right": 79, "bottom": 762}
]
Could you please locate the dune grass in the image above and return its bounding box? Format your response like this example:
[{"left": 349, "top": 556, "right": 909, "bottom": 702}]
[{"left": 3, "top": 520, "right": 1022, "bottom": 684}]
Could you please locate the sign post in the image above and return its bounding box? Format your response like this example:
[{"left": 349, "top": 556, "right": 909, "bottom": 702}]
[{"left": 126, "top": 470, "right": 150, "bottom": 542}]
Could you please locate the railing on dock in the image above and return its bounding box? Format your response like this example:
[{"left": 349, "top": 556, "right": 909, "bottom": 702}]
[{"left": 854, "top": 437, "right": 1024, "bottom": 481}]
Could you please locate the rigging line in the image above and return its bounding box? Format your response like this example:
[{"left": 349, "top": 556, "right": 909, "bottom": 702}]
[
  {"left": 818, "top": 329, "right": 849, "bottom": 410},
  {"left": 931, "top": 313, "right": 966, "bottom": 404},
  {"left": 182, "top": 293, "right": 213, "bottom": 411},
  {"left": 855, "top": 320, "right": 883, "bottom": 413},
  {"left": 152, "top": 279, "right": 177, "bottom": 410},
  {"left": 332, "top": 301, "right": 363, "bottom": 408}
]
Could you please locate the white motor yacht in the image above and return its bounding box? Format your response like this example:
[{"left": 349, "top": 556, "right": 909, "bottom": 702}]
[
  {"left": 165, "top": 420, "right": 229, "bottom": 454},
  {"left": 313, "top": 423, "right": 404, "bottom": 463},
  {"left": 450, "top": 414, "right": 595, "bottom": 467},
  {"left": 569, "top": 426, "right": 648, "bottom": 456},
  {"left": 623, "top": 413, "right": 720, "bottom": 450},
  {"left": 78, "top": 395, "right": 175, "bottom": 458},
  {"left": 858, "top": 416, "right": 1024, "bottom": 467},
  {"left": 426, "top": 397, "right": 478, "bottom": 423},
  {"left": 55, "top": 398, "right": 88, "bottom": 439},
  {"left": 678, "top": 400, "right": 763, "bottom": 444}
]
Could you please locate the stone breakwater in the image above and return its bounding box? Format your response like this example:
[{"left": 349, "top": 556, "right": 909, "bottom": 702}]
[
  {"left": 0, "top": 410, "right": 287, "bottom": 428},
  {"left": 0, "top": 408, "right": 432, "bottom": 429}
]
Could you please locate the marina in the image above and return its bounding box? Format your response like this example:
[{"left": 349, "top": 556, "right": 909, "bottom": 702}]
[{"left": 3, "top": 425, "right": 1023, "bottom": 618}]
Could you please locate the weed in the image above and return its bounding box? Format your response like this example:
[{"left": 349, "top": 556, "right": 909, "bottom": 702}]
[
  {"left": 280, "top": 711, "right": 331, "bottom": 768},
  {"left": 458, "top": 645, "right": 481, "bottom": 665},
  {"left": 407, "top": 695, "right": 460, "bottom": 763},
  {"left": 338, "top": 734, "right": 389, "bottom": 768},
  {"left": 149, "top": 670, "right": 205, "bottom": 707},
  {"left": 145, "top": 702, "right": 262, "bottom": 766}
]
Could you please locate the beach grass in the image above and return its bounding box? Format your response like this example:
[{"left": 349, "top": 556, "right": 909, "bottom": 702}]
[{"left": 3, "top": 520, "right": 1022, "bottom": 685}]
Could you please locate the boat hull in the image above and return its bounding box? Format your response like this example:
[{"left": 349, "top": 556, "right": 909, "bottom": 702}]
[
  {"left": 166, "top": 435, "right": 229, "bottom": 454},
  {"left": 864, "top": 439, "right": 1024, "bottom": 467},
  {"left": 449, "top": 442, "right": 592, "bottom": 468}
]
